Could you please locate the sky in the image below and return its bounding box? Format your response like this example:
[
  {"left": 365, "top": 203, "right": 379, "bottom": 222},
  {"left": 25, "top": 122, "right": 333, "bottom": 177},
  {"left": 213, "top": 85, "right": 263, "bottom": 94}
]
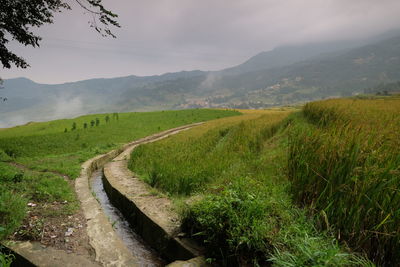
[{"left": 2, "top": 0, "right": 400, "bottom": 84}]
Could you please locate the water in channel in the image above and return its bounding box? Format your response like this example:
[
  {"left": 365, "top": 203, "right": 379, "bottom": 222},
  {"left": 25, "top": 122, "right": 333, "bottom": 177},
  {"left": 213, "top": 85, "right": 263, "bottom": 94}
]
[{"left": 91, "top": 169, "right": 165, "bottom": 266}]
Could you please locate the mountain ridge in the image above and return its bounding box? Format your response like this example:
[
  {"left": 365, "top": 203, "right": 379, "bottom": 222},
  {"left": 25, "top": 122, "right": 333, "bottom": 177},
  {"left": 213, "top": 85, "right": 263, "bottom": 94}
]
[{"left": 2, "top": 33, "right": 400, "bottom": 127}]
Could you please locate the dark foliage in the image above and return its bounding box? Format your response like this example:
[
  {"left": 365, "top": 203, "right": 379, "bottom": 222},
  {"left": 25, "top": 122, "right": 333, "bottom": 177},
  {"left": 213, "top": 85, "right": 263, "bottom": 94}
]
[{"left": 0, "top": 0, "right": 119, "bottom": 69}]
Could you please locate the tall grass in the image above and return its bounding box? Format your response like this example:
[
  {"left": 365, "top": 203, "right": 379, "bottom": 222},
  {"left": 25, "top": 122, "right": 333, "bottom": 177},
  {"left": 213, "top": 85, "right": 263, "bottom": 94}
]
[
  {"left": 288, "top": 98, "right": 400, "bottom": 265},
  {"left": 129, "top": 111, "right": 289, "bottom": 195},
  {"left": 129, "top": 110, "right": 370, "bottom": 265}
]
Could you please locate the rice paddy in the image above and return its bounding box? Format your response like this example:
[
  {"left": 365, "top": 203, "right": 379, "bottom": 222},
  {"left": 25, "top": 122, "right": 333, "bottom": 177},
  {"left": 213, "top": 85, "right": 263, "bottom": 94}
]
[
  {"left": 288, "top": 97, "right": 400, "bottom": 265},
  {"left": 2, "top": 96, "right": 398, "bottom": 266},
  {"left": 129, "top": 107, "right": 373, "bottom": 266}
]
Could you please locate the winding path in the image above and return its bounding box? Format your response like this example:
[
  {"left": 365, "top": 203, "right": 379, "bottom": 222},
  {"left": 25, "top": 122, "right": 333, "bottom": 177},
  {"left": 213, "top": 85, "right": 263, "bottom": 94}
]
[
  {"left": 75, "top": 122, "right": 205, "bottom": 266},
  {"left": 4, "top": 123, "right": 206, "bottom": 266}
]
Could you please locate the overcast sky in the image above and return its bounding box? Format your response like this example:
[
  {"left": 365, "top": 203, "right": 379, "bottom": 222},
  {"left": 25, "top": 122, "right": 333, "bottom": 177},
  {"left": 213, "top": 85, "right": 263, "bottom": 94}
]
[{"left": 2, "top": 0, "right": 400, "bottom": 84}]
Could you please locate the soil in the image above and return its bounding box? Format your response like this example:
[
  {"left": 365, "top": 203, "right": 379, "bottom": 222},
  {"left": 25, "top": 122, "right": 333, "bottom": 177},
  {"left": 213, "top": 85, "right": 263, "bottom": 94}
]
[
  {"left": 11, "top": 202, "right": 94, "bottom": 258},
  {"left": 8, "top": 162, "right": 95, "bottom": 259}
]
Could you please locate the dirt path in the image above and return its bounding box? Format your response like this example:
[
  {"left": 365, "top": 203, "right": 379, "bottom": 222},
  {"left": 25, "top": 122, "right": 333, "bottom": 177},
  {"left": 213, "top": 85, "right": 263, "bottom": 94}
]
[{"left": 8, "top": 161, "right": 71, "bottom": 180}]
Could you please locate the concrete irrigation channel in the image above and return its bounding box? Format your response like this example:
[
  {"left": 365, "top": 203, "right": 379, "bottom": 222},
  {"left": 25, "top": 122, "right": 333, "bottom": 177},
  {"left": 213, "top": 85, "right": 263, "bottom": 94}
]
[
  {"left": 76, "top": 123, "right": 207, "bottom": 267},
  {"left": 2, "top": 123, "right": 207, "bottom": 266}
]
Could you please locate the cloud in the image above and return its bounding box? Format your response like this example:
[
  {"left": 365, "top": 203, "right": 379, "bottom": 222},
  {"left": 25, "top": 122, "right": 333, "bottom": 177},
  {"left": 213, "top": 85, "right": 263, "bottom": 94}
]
[
  {"left": 52, "top": 95, "right": 84, "bottom": 119},
  {"left": 199, "top": 73, "right": 222, "bottom": 91},
  {"left": 2, "top": 0, "right": 400, "bottom": 83},
  {"left": 0, "top": 114, "right": 29, "bottom": 128},
  {"left": 0, "top": 95, "right": 86, "bottom": 128}
]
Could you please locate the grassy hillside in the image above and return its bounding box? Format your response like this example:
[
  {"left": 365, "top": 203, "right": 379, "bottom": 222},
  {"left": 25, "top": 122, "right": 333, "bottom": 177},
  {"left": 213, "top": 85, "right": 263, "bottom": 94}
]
[
  {"left": 129, "top": 108, "right": 372, "bottom": 266},
  {"left": 288, "top": 97, "right": 400, "bottom": 265},
  {"left": 0, "top": 109, "right": 238, "bottom": 177},
  {"left": 0, "top": 109, "right": 239, "bottom": 243}
]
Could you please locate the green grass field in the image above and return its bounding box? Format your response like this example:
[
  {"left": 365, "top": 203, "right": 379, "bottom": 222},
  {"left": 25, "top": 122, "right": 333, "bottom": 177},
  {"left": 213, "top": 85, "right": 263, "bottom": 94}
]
[
  {"left": 0, "top": 109, "right": 239, "bottom": 177},
  {"left": 129, "top": 108, "right": 372, "bottom": 266},
  {"left": 0, "top": 109, "right": 239, "bottom": 243}
]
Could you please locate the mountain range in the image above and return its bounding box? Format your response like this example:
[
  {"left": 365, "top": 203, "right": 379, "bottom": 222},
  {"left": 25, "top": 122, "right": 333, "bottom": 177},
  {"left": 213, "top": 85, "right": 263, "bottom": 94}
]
[{"left": 1, "top": 31, "right": 400, "bottom": 127}]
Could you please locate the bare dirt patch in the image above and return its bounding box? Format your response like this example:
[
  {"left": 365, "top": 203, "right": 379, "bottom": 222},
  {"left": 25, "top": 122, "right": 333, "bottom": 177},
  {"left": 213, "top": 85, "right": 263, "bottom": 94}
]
[
  {"left": 11, "top": 202, "right": 94, "bottom": 258},
  {"left": 8, "top": 162, "right": 95, "bottom": 259}
]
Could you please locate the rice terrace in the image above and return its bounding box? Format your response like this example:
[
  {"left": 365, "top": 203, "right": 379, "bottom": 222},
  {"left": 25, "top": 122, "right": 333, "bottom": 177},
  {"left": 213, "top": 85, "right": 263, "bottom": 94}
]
[
  {"left": 1, "top": 0, "right": 400, "bottom": 266},
  {"left": 0, "top": 96, "right": 399, "bottom": 266}
]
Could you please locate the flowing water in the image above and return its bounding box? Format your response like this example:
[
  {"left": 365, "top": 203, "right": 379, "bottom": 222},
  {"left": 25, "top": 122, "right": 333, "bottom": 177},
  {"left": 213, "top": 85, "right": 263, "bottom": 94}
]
[{"left": 91, "top": 170, "right": 165, "bottom": 266}]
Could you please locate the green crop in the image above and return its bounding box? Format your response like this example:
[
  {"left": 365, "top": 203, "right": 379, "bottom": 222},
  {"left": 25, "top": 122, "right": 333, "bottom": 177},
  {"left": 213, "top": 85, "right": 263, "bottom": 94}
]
[{"left": 129, "top": 109, "right": 371, "bottom": 266}]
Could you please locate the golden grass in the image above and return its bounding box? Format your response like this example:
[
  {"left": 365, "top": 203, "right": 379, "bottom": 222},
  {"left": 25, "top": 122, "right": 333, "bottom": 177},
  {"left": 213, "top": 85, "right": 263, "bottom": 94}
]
[{"left": 289, "top": 96, "right": 400, "bottom": 265}]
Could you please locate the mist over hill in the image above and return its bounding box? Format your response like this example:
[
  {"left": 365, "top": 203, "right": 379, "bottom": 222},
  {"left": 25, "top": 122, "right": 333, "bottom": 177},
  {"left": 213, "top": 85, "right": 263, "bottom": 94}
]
[{"left": 2, "top": 32, "right": 400, "bottom": 127}]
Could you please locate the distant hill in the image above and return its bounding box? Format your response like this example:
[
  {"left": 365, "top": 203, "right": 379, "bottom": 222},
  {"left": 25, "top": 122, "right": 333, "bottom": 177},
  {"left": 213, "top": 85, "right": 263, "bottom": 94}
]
[
  {"left": 0, "top": 71, "right": 207, "bottom": 127},
  {"left": 363, "top": 81, "right": 400, "bottom": 95},
  {"left": 221, "top": 42, "right": 358, "bottom": 75},
  {"left": 2, "top": 33, "right": 400, "bottom": 127}
]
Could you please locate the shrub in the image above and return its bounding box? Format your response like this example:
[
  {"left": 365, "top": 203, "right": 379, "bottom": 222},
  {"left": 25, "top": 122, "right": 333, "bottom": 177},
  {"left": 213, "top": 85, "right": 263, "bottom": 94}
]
[
  {"left": 0, "top": 163, "right": 24, "bottom": 183},
  {"left": 0, "top": 150, "right": 12, "bottom": 162}
]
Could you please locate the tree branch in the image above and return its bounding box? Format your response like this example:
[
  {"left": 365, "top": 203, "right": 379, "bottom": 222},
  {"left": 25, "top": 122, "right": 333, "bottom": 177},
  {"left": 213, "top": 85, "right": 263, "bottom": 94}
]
[{"left": 0, "top": 0, "right": 120, "bottom": 69}]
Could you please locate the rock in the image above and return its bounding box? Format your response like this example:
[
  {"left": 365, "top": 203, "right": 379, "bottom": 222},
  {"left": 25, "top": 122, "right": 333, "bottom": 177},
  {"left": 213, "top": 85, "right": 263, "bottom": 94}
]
[
  {"left": 65, "top": 228, "right": 74, "bottom": 237},
  {"left": 167, "top": 256, "right": 209, "bottom": 267}
]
